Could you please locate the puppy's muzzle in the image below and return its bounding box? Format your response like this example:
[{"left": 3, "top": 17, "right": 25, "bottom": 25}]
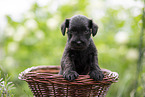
[
  {"left": 72, "top": 40, "right": 82, "bottom": 45},
  {"left": 71, "top": 40, "right": 86, "bottom": 50}
]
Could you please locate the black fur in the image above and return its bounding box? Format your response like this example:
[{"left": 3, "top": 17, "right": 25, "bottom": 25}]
[{"left": 59, "top": 15, "right": 104, "bottom": 81}]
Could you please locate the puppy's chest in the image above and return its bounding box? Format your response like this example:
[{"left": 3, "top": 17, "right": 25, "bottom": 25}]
[
  {"left": 74, "top": 54, "right": 88, "bottom": 65},
  {"left": 72, "top": 53, "right": 90, "bottom": 74}
]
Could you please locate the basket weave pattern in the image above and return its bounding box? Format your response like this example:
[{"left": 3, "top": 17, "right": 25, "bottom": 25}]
[{"left": 19, "top": 66, "right": 118, "bottom": 97}]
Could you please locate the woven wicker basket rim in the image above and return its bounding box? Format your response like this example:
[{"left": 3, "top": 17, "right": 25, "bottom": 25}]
[{"left": 19, "top": 66, "right": 119, "bottom": 85}]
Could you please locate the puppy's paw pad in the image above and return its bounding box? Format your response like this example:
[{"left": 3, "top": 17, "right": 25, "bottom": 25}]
[
  {"left": 63, "top": 71, "right": 79, "bottom": 81},
  {"left": 89, "top": 70, "right": 104, "bottom": 81}
]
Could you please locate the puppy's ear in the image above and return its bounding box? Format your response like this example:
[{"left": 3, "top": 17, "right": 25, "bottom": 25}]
[
  {"left": 61, "top": 19, "right": 70, "bottom": 36},
  {"left": 89, "top": 20, "right": 98, "bottom": 37}
]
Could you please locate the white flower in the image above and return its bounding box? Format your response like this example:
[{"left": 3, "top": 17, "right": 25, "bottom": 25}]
[
  {"left": 46, "top": 17, "right": 59, "bottom": 30},
  {"left": 7, "top": 42, "right": 19, "bottom": 53},
  {"left": 35, "top": 30, "right": 45, "bottom": 39},
  {"left": 24, "top": 19, "right": 38, "bottom": 30},
  {"left": 115, "top": 31, "right": 129, "bottom": 44},
  {"left": 13, "top": 26, "right": 27, "bottom": 41},
  {"left": 126, "top": 49, "right": 138, "bottom": 60}
]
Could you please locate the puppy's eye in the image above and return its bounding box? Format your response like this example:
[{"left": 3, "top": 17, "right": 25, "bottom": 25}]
[
  {"left": 70, "top": 31, "right": 73, "bottom": 33},
  {"left": 67, "top": 31, "right": 72, "bottom": 34},
  {"left": 70, "top": 31, "right": 77, "bottom": 35},
  {"left": 84, "top": 31, "right": 90, "bottom": 34}
]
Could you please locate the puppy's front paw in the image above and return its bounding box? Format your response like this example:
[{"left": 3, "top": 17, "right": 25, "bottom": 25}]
[
  {"left": 89, "top": 70, "right": 104, "bottom": 81},
  {"left": 63, "top": 71, "right": 79, "bottom": 81}
]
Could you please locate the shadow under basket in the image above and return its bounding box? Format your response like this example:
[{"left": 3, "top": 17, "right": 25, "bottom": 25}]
[{"left": 19, "top": 66, "right": 119, "bottom": 97}]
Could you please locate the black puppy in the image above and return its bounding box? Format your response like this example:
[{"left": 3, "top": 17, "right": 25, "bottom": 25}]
[{"left": 59, "top": 15, "right": 104, "bottom": 81}]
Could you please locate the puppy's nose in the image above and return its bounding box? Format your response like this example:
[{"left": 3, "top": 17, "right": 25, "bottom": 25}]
[
  {"left": 71, "top": 41, "right": 82, "bottom": 45},
  {"left": 76, "top": 41, "right": 81, "bottom": 44}
]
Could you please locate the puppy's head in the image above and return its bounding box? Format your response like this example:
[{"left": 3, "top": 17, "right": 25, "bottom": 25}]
[{"left": 61, "top": 15, "right": 98, "bottom": 50}]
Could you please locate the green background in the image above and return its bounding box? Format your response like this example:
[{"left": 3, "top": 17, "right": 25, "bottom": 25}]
[{"left": 0, "top": 0, "right": 145, "bottom": 97}]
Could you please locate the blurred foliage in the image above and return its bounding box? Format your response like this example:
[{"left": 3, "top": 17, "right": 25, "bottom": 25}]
[
  {"left": 0, "top": 0, "right": 145, "bottom": 97},
  {"left": 0, "top": 72, "right": 15, "bottom": 97}
]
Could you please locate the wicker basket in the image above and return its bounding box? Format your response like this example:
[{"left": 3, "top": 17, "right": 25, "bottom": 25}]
[{"left": 19, "top": 66, "right": 119, "bottom": 97}]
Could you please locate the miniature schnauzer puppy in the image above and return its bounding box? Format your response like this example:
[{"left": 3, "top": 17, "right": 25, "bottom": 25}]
[{"left": 59, "top": 15, "right": 104, "bottom": 81}]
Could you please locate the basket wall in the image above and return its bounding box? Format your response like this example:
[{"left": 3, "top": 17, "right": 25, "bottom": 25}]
[{"left": 19, "top": 66, "right": 118, "bottom": 97}]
